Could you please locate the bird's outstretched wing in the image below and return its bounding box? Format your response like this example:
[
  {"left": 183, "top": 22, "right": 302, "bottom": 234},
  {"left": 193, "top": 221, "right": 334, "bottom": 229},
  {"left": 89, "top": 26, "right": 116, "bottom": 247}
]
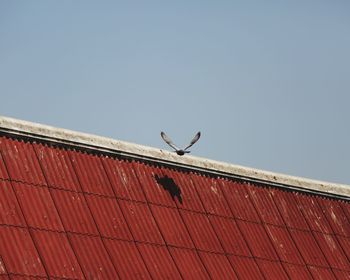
[
  {"left": 161, "top": 131, "right": 180, "bottom": 151},
  {"left": 184, "top": 131, "right": 201, "bottom": 151}
]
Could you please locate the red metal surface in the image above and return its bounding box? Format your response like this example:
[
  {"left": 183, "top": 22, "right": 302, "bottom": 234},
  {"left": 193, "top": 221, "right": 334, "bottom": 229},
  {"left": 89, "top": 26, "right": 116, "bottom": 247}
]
[
  {"left": 0, "top": 227, "right": 46, "bottom": 277},
  {"left": 333, "top": 270, "right": 350, "bottom": 279},
  {"left": 270, "top": 189, "right": 310, "bottom": 231},
  {"left": 169, "top": 247, "right": 210, "bottom": 279},
  {"left": 0, "top": 180, "right": 25, "bottom": 226},
  {"left": 180, "top": 210, "right": 223, "bottom": 253},
  {"left": 150, "top": 204, "right": 194, "bottom": 248},
  {"left": 295, "top": 193, "right": 333, "bottom": 234},
  {"left": 85, "top": 194, "right": 132, "bottom": 240},
  {"left": 68, "top": 233, "right": 119, "bottom": 279},
  {"left": 220, "top": 180, "right": 261, "bottom": 223},
  {"left": 102, "top": 157, "right": 146, "bottom": 202},
  {"left": 133, "top": 161, "right": 177, "bottom": 207},
  {"left": 0, "top": 153, "right": 9, "bottom": 180},
  {"left": 161, "top": 167, "right": 205, "bottom": 212},
  {"left": 237, "top": 220, "right": 279, "bottom": 260},
  {"left": 137, "top": 243, "right": 182, "bottom": 279},
  {"left": 290, "top": 228, "right": 329, "bottom": 267},
  {"left": 265, "top": 224, "right": 303, "bottom": 264},
  {"left": 282, "top": 263, "right": 312, "bottom": 279},
  {"left": 31, "top": 230, "right": 84, "bottom": 279},
  {"left": 0, "top": 137, "right": 46, "bottom": 186},
  {"left": 317, "top": 196, "right": 350, "bottom": 237},
  {"left": 308, "top": 266, "right": 337, "bottom": 279},
  {"left": 190, "top": 173, "right": 231, "bottom": 217},
  {"left": 229, "top": 255, "right": 264, "bottom": 279},
  {"left": 1, "top": 134, "right": 350, "bottom": 279},
  {"left": 104, "top": 239, "right": 151, "bottom": 280},
  {"left": 119, "top": 200, "right": 164, "bottom": 244},
  {"left": 313, "top": 232, "right": 350, "bottom": 270},
  {"left": 69, "top": 150, "right": 114, "bottom": 196},
  {"left": 33, "top": 143, "right": 81, "bottom": 191},
  {"left": 50, "top": 189, "right": 98, "bottom": 235},
  {"left": 256, "top": 259, "right": 289, "bottom": 279},
  {"left": 12, "top": 183, "right": 63, "bottom": 231},
  {"left": 199, "top": 252, "right": 238, "bottom": 279},
  {"left": 209, "top": 215, "right": 251, "bottom": 256},
  {"left": 247, "top": 184, "right": 285, "bottom": 226}
]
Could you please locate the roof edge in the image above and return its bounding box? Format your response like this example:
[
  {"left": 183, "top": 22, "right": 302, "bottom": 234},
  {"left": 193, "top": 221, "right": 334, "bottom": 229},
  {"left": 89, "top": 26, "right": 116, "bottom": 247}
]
[{"left": 1, "top": 115, "right": 349, "bottom": 198}]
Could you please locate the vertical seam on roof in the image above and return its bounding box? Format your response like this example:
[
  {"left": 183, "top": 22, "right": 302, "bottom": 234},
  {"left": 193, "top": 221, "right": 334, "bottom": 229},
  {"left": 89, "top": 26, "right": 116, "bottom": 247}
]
[
  {"left": 0, "top": 150, "right": 50, "bottom": 278},
  {"left": 160, "top": 168, "right": 213, "bottom": 279},
  {"left": 291, "top": 196, "right": 336, "bottom": 278},
  {"left": 32, "top": 145, "right": 87, "bottom": 280},
  {"left": 244, "top": 183, "right": 291, "bottom": 279},
  {"left": 189, "top": 173, "right": 243, "bottom": 280},
  {"left": 217, "top": 180, "right": 267, "bottom": 279},
  {"left": 267, "top": 188, "right": 314, "bottom": 277},
  {"left": 67, "top": 150, "right": 121, "bottom": 279},
  {"left": 100, "top": 158, "right": 154, "bottom": 280},
  {"left": 131, "top": 162, "right": 185, "bottom": 280},
  {"left": 314, "top": 197, "right": 350, "bottom": 271}
]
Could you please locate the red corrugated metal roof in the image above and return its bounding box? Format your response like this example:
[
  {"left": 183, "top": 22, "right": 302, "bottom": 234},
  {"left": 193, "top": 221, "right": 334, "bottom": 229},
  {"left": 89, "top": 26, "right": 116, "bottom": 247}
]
[{"left": 1, "top": 129, "right": 350, "bottom": 279}]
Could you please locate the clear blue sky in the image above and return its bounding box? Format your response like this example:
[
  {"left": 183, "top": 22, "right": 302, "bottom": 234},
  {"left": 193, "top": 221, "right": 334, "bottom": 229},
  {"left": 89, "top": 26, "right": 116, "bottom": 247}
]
[{"left": 1, "top": 1, "right": 349, "bottom": 184}]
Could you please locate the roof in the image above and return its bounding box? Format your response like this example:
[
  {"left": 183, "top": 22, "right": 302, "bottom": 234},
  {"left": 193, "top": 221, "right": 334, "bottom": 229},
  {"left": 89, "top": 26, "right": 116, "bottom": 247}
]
[{"left": 0, "top": 116, "right": 350, "bottom": 279}]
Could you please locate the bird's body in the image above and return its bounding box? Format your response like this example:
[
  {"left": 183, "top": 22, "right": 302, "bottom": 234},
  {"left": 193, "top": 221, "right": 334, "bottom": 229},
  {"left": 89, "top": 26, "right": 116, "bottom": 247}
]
[{"left": 160, "top": 131, "right": 201, "bottom": 156}]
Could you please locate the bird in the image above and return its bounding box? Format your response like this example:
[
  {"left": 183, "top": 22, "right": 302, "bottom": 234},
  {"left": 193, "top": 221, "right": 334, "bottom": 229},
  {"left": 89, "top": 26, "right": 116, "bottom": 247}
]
[{"left": 160, "top": 131, "right": 201, "bottom": 156}]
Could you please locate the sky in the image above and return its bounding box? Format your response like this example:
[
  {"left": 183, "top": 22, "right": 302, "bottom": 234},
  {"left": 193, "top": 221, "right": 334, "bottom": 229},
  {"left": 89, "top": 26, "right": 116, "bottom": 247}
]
[{"left": 1, "top": 1, "right": 349, "bottom": 184}]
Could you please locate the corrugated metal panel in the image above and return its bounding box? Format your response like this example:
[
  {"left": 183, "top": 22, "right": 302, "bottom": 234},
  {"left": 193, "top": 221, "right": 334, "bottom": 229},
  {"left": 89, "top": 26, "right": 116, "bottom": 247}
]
[
  {"left": 0, "top": 152, "right": 9, "bottom": 180},
  {"left": 308, "top": 266, "right": 337, "bottom": 279},
  {"left": 209, "top": 215, "right": 251, "bottom": 256},
  {"left": 270, "top": 189, "right": 310, "bottom": 231},
  {"left": 102, "top": 157, "right": 146, "bottom": 202},
  {"left": 119, "top": 200, "right": 164, "bottom": 244},
  {"left": 150, "top": 204, "right": 194, "bottom": 248},
  {"left": 265, "top": 224, "right": 303, "bottom": 264},
  {"left": 337, "top": 236, "right": 350, "bottom": 260},
  {"left": 229, "top": 255, "right": 264, "bottom": 280},
  {"left": 0, "top": 226, "right": 46, "bottom": 277},
  {"left": 161, "top": 167, "right": 205, "bottom": 212},
  {"left": 169, "top": 247, "right": 210, "bottom": 279},
  {"left": 314, "top": 232, "right": 350, "bottom": 270},
  {"left": 0, "top": 180, "right": 25, "bottom": 226},
  {"left": 133, "top": 161, "right": 177, "bottom": 207},
  {"left": 237, "top": 220, "right": 278, "bottom": 260},
  {"left": 190, "top": 173, "right": 231, "bottom": 217},
  {"left": 256, "top": 259, "right": 289, "bottom": 279},
  {"left": 199, "top": 252, "right": 238, "bottom": 279},
  {"left": 282, "top": 263, "right": 312, "bottom": 279},
  {"left": 220, "top": 180, "right": 261, "bottom": 223},
  {"left": 290, "top": 228, "right": 328, "bottom": 267},
  {"left": 341, "top": 201, "right": 350, "bottom": 220},
  {"left": 68, "top": 233, "right": 119, "bottom": 279},
  {"left": 85, "top": 194, "right": 132, "bottom": 240},
  {"left": 9, "top": 276, "right": 46, "bottom": 280},
  {"left": 295, "top": 193, "right": 333, "bottom": 234},
  {"left": 137, "top": 243, "right": 182, "bottom": 279},
  {"left": 12, "top": 183, "right": 63, "bottom": 231},
  {"left": 317, "top": 197, "right": 350, "bottom": 237},
  {"left": 69, "top": 150, "right": 114, "bottom": 196},
  {"left": 247, "top": 184, "right": 285, "bottom": 226},
  {"left": 31, "top": 230, "right": 84, "bottom": 279},
  {"left": 180, "top": 210, "right": 223, "bottom": 253},
  {"left": 33, "top": 143, "right": 81, "bottom": 192},
  {"left": 50, "top": 189, "right": 98, "bottom": 235},
  {"left": 0, "top": 137, "right": 46, "bottom": 186},
  {"left": 0, "top": 275, "right": 9, "bottom": 280},
  {"left": 333, "top": 270, "right": 350, "bottom": 279},
  {"left": 104, "top": 239, "right": 151, "bottom": 280}
]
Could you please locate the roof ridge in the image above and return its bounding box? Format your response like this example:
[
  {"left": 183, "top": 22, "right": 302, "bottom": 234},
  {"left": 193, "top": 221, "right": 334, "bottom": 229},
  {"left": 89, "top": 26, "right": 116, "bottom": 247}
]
[{"left": 0, "top": 115, "right": 349, "bottom": 198}]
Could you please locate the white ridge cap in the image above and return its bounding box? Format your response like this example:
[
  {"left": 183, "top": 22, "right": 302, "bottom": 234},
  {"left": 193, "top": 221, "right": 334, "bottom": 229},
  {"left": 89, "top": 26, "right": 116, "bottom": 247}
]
[{"left": 0, "top": 115, "right": 349, "bottom": 198}]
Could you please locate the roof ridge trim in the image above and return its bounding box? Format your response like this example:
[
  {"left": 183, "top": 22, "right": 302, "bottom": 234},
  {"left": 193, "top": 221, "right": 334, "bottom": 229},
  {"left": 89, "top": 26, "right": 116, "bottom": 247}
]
[{"left": 0, "top": 116, "right": 349, "bottom": 199}]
